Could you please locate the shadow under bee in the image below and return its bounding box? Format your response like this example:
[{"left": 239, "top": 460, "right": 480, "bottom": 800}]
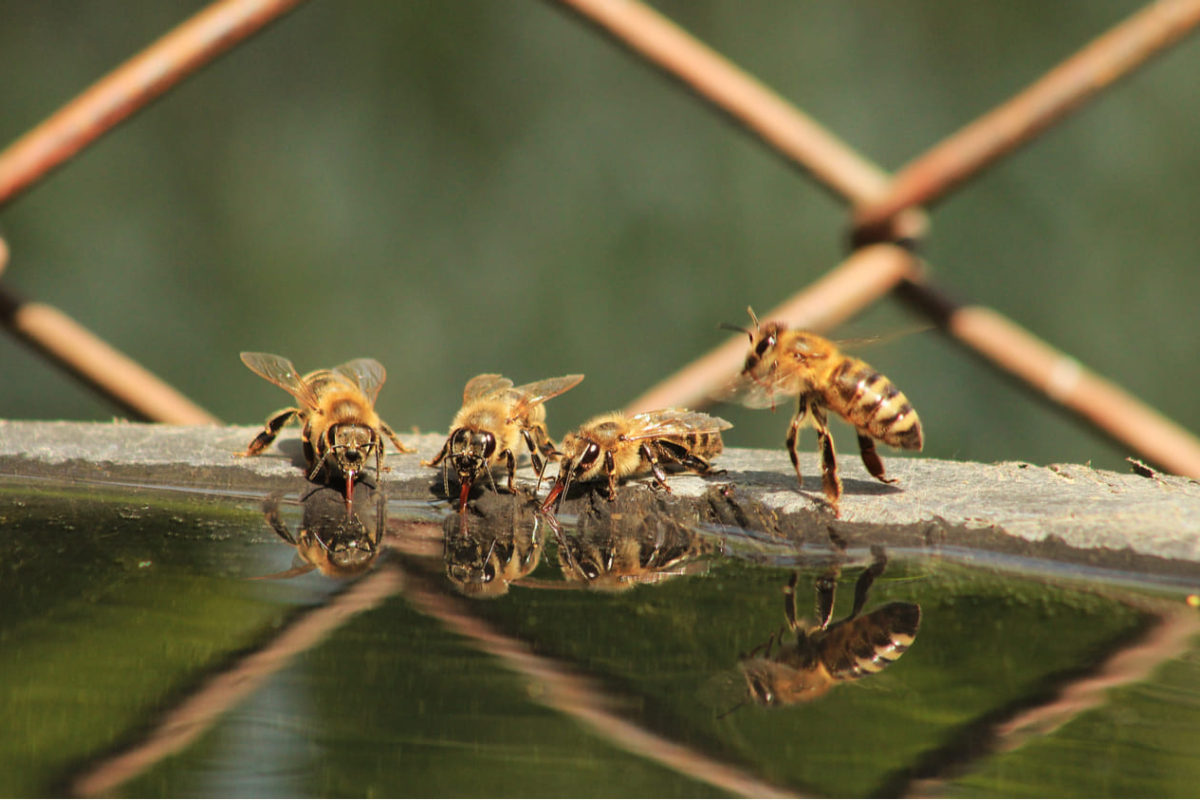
[
  {"left": 256, "top": 483, "right": 388, "bottom": 580},
  {"left": 718, "top": 467, "right": 906, "bottom": 506},
  {"left": 274, "top": 436, "right": 310, "bottom": 471}
]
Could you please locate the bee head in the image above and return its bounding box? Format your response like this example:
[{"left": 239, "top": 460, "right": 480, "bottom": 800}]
[{"left": 327, "top": 423, "right": 376, "bottom": 471}]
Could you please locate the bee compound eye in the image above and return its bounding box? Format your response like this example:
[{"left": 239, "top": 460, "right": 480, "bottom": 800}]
[
  {"left": 579, "top": 442, "right": 601, "bottom": 469},
  {"left": 481, "top": 433, "right": 496, "bottom": 460}
]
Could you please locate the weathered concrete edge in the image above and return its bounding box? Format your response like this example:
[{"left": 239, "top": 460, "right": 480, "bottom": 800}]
[{"left": 2, "top": 420, "right": 1199, "bottom": 568}]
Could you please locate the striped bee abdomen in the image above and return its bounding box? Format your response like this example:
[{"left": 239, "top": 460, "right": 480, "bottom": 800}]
[
  {"left": 819, "top": 602, "right": 921, "bottom": 681},
  {"left": 826, "top": 358, "right": 923, "bottom": 451},
  {"left": 676, "top": 430, "right": 725, "bottom": 459}
]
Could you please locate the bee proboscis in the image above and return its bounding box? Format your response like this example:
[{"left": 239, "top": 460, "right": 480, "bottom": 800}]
[
  {"left": 739, "top": 548, "right": 921, "bottom": 706},
  {"left": 726, "top": 308, "right": 923, "bottom": 514},
  {"left": 240, "top": 352, "right": 413, "bottom": 503},
  {"left": 425, "top": 373, "right": 584, "bottom": 509},
  {"left": 542, "top": 408, "right": 731, "bottom": 511}
]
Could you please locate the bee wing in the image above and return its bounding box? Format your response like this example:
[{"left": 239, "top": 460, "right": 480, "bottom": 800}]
[
  {"left": 462, "top": 374, "right": 514, "bottom": 403},
  {"left": 508, "top": 374, "right": 585, "bottom": 412},
  {"left": 717, "top": 372, "right": 795, "bottom": 410},
  {"left": 333, "top": 358, "right": 388, "bottom": 404},
  {"left": 623, "top": 408, "right": 733, "bottom": 441},
  {"left": 241, "top": 352, "right": 320, "bottom": 409}
]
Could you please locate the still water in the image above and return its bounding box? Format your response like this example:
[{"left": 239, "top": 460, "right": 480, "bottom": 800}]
[{"left": 1, "top": 476, "right": 1198, "bottom": 797}]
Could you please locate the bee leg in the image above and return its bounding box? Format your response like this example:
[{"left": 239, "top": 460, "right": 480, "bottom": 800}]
[
  {"left": 847, "top": 546, "right": 887, "bottom": 621},
  {"left": 783, "top": 571, "right": 800, "bottom": 631},
  {"left": 379, "top": 420, "right": 416, "bottom": 454},
  {"left": 422, "top": 438, "right": 449, "bottom": 468},
  {"left": 811, "top": 403, "right": 842, "bottom": 515},
  {"left": 857, "top": 433, "right": 897, "bottom": 484},
  {"left": 503, "top": 449, "right": 517, "bottom": 493},
  {"left": 520, "top": 429, "right": 547, "bottom": 489},
  {"left": 241, "top": 408, "right": 298, "bottom": 457},
  {"left": 262, "top": 492, "right": 297, "bottom": 545},
  {"left": 785, "top": 399, "right": 809, "bottom": 487},
  {"left": 658, "top": 439, "right": 718, "bottom": 477},
  {"left": 742, "top": 632, "right": 773, "bottom": 660},
  {"left": 814, "top": 564, "right": 840, "bottom": 631},
  {"left": 641, "top": 443, "right": 673, "bottom": 493},
  {"left": 678, "top": 452, "right": 716, "bottom": 476},
  {"left": 604, "top": 449, "right": 619, "bottom": 500}
]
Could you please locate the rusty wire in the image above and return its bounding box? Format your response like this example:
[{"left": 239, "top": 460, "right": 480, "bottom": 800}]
[
  {"left": 853, "top": 0, "right": 1200, "bottom": 241},
  {"left": 0, "top": 0, "right": 307, "bottom": 208},
  {"left": 0, "top": 0, "right": 306, "bottom": 423},
  {"left": 567, "top": 0, "right": 1200, "bottom": 477},
  {"left": 0, "top": 284, "right": 220, "bottom": 425}
]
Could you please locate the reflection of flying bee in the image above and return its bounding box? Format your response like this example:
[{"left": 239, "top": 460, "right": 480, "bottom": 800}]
[
  {"left": 425, "top": 373, "right": 584, "bottom": 509},
  {"left": 739, "top": 549, "right": 920, "bottom": 706},
  {"left": 442, "top": 494, "right": 546, "bottom": 598},
  {"left": 726, "top": 308, "right": 922, "bottom": 514},
  {"left": 259, "top": 486, "right": 387, "bottom": 579},
  {"left": 555, "top": 509, "right": 716, "bottom": 591},
  {"left": 542, "top": 408, "right": 732, "bottom": 510},
  {"left": 240, "top": 352, "right": 414, "bottom": 503}
]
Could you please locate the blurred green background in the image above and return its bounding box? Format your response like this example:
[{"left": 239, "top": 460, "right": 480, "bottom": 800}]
[{"left": 1, "top": 0, "right": 1197, "bottom": 473}]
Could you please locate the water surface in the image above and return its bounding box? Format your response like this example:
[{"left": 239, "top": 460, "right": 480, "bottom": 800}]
[{"left": 1, "top": 476, "right": 1198, "bottom": 797}]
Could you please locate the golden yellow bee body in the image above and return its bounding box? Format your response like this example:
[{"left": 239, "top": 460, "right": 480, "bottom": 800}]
[
  {"left": 732, "top": 310, "right": 922, "bottom": 513},
  {"left": 426, "top": 373, "right": 584, "bottom": 508},
  {"left": 240, "top": 352, "right": 413, "bottom": 502},
  {"left": 543, "top": 408, "right": 731, "bottom": 509}
]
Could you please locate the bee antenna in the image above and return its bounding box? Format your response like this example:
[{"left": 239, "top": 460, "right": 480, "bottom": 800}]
[
  {"left": 308, "top": 447, "right": 334, "bottom": 482},
  {"left": 716, "top": 696, "right": 750, "bottom": 720},
  {"left": 718, "top": 321, "right": 751, "bottom": 336}
]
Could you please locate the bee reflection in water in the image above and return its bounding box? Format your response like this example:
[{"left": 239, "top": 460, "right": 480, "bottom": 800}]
[
  {"left": 259, "top": 485, "right": 387, "bottom": 580},
  {"left": 554, "top": 505, "right": 718, "bottom": 591},
  {"left": 739, "top": 547, "right": 920, "bottom": 706},
  {"left": 442, "top": 494, "right": 546, "bottom": 598}
]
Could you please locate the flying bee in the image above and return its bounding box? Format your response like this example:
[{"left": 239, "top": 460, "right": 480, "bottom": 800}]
[
  {"left": 425, "top": 373, "right": 584, "bottom": 510},
  {"left": 258, "top": 486, "right": 386, "bottom": 580},
  {"left": 239, "top": 352, "right": 414, "bottom": 504},
  {"left": 555, "top": 508, "right": 716, "bottom": 591},
  {"left": 724, "top": 308, "right": 923, "bottom": 515},
  {"left": 541, "top": 408, "right": 731, "bottom": 511},
  {"left": 739, "top": 549, "right": 921, "bottom": 707}
]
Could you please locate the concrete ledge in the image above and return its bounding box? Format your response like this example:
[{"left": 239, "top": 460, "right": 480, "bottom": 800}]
[{"left": 2, "top": 420, "right": 1199, "bottom": 570}]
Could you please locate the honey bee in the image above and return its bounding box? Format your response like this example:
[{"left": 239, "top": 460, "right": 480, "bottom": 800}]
[
  {"left": 726, "top": 308, "right": 923, "bottom": 514},
  {"left": 739, "top": 549, "right": 921, "bottom": 706},
  {"left": 541, "top": 408, "right": 731, "bottom": 511},
  {"left": 240, "top": 352, "right": 414, "bottom": 503},
  {"left": 443, "top": 494, "right": 546, "bottom": 598},
  {"left": 555, "top": 508, "right": 716, "bottom": 591},
  {"left": 425, "top": 373, "right": 584, "bottom": 509},
  {"left": 259, "top": 486, "right": 387, "bottom": 579}
]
